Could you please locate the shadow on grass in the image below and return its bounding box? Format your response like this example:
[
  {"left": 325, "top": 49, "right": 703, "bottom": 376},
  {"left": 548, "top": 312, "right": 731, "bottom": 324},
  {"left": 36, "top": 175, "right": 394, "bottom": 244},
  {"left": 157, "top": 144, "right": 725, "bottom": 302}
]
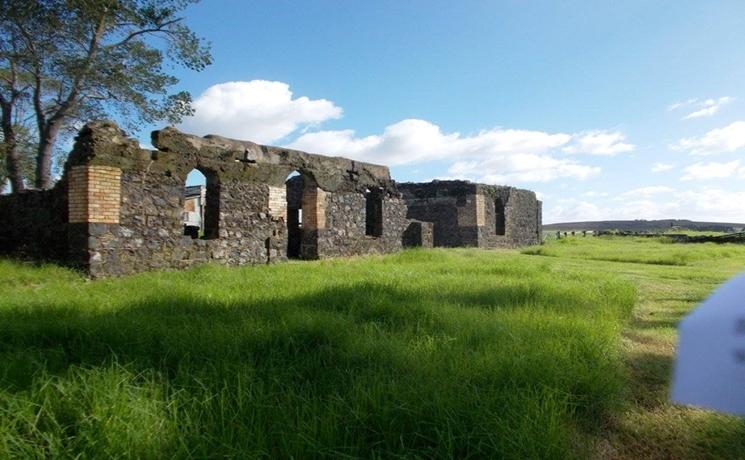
[
  {"left": 0, "top": 280, "right": 622, "bottom": 458},
  {"left": 633, "top": 318, "right": 684, "bottom": 330},
  {"left": 0, "top": 280, "right": 601, "bottom": 386},
  {"left": 625, "top": 351, "right": 674, "bottom": 408},
  {"left": 618, "top": 350, "right": 745, "bottom": 460}
]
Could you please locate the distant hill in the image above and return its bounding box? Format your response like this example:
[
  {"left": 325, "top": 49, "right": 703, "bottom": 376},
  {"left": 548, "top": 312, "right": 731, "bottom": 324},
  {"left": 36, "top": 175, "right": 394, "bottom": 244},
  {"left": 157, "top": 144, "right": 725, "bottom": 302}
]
[{"left": 543, "top": 219, "right": 745, "bottom": 233}]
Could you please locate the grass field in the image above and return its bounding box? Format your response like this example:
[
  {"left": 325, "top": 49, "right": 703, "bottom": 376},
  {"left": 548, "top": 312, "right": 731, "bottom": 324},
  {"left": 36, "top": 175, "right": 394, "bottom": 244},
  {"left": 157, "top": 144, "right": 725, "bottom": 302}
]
[{"left": 1, "top": 236, "right": 744, "bottom": 458}]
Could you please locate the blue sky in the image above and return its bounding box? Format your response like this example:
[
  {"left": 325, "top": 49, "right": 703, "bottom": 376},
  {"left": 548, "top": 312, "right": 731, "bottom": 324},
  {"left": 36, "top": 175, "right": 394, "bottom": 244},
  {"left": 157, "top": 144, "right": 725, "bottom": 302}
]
[{"left": 161, "top": 1, "right": 745, "bottom": 223}]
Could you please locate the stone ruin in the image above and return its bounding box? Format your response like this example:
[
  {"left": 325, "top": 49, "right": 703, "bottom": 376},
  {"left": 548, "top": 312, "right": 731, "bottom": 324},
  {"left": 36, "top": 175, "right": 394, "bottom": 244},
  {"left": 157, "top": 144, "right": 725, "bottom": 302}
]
[
  {"left": 0, "top": 121, "right": 543, "bottom": 277},
  {"left": 400, "top": 181, "right": 542, "bottom": 248}
]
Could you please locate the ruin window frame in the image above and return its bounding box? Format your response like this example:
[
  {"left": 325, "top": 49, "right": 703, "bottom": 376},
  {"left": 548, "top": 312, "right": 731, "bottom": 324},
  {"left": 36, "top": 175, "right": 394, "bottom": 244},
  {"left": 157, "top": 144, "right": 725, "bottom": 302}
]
[
  {"left": 285, "top": 170, "right": 306, "bottom": 259},
  {"left": 495, "top": 197, "right": 506, "bottom": 236},
  {"left": 365, "top": 188, "right": 384, "bottom": 238},
  {"left": 183, "top": 167, "right": 220, "bottom": 240}
]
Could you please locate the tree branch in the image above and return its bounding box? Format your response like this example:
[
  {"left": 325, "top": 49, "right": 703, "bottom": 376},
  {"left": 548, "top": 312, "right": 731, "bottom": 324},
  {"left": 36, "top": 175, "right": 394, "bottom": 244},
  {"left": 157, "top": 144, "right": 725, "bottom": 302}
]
[
  {"left": 106, "top": 18, "right": 182, "bottom": 49},
  {"left": 46, "top": 10, "right": 109, "bottom": 128}
]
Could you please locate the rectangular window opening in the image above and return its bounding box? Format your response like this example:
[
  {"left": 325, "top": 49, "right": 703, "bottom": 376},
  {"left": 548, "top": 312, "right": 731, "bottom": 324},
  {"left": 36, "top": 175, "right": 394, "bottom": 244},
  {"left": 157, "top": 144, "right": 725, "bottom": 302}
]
[{"left": 365, "top": 189, "right": 383, "bottom": 237}]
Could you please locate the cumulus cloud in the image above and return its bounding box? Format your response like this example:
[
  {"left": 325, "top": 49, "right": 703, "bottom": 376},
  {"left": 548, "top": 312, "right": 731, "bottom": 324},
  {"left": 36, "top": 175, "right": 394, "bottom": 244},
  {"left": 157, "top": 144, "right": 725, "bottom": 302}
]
[
  {"left": 289, "top": 119, "right": 572, "bottom": 165},
  {"left": 545, "top": 188, "right": 745, "bottom": 224},
  {"left": 289, "top": 119, "right": 604, "bottom": 182},
  {"left": 562, "top": 130, "right": 635, "bottom": 156},
  {"left": 446, "top": 155, "right": 600, "bottom": 183},
  {"left": 672, "top": 121, "right": 745, "bottom": 155},
  {"left": 179, "top": 80, "right": 342, "bottom": 144},
  {"left": 651, "top": 162, "right": 675, "bottom": 172},
  {"left": 680, "top": 160, "right": 745, "bottom": 181},
  {"left": 175, "top": 79, "right": 637, "bottom": 184}
]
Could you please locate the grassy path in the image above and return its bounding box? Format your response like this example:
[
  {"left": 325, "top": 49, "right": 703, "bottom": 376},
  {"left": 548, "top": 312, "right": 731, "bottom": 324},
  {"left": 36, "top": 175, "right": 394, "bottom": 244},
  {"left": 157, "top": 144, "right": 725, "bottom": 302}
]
[
  {"left": 526, "top": 238, "right": 745, "bottom": 459},
  {"left": 610, "top": 264, "right": 745, "bottom": 459}
]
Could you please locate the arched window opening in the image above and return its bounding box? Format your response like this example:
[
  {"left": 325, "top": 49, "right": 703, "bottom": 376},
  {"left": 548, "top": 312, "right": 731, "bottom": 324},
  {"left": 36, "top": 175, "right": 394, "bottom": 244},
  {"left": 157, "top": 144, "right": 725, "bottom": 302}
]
[
  {"left": 365, "top": 188, "right": 383, "bottom": 237},
  {"left": 182, "top": 168, "right": 219, "bottom": 239},
  {"left": 285, "top": 171, "right": 304, "bottom": 258},
  {"left": 495, "top": 197, "right": 506, "bottom": 236}
]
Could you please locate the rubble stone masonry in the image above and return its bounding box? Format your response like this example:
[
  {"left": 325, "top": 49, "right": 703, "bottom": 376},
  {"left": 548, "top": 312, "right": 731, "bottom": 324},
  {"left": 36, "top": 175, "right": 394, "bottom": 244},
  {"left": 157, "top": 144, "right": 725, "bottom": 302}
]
[{"left": 0, "top": 121, "right": 542, "bottom": 277}]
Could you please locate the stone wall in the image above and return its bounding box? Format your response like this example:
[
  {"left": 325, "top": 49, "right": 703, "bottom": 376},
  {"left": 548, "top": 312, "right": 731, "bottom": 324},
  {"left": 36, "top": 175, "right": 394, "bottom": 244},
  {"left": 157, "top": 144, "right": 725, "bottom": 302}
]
[
  {"left": 399, "top": 180, "right": 542, "bottom": 248},
  {"left": 1, "top": 121, "right": 414, "bottom": 277},
  {"left": 0, "top": 123, "right": 543, "bottom": 277},
  {"left": 403, "top": 220, "right": 434, "bottom": 248},
  {"left": 0, "top": 184, "right": 68, "bottom": 262},
  {"left": 318, "top": 192, "right": 409, "bottom": 257}
]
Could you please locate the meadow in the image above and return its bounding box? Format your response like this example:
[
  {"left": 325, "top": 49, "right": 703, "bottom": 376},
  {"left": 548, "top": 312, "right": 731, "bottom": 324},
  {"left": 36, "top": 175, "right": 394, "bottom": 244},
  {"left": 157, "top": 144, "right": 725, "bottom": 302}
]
[{"left": 0, "top": 236, "right": 744, "bottom": 458}]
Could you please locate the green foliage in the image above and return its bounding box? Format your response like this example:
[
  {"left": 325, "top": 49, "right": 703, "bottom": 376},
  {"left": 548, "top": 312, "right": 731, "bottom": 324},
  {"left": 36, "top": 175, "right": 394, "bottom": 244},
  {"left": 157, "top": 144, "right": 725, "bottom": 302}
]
[
  {"left": 1, "top": 0, "right": 210, "bottom": 127},
  {"left": 0, "top": 0, "right": 211, "bottom": 189},
  {"left": 0, "top": 124, "right": 35, "bottom": 188}
]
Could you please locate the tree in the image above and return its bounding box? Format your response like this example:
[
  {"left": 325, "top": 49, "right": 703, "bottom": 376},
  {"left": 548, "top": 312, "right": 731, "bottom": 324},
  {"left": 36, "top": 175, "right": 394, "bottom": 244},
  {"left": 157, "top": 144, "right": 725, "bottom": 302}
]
[
  {"left": 0, "top": 122, "right": 35, "bottom": 191},
  {"left": 0, "top": 0, "right": 211, "bottom": 192}
]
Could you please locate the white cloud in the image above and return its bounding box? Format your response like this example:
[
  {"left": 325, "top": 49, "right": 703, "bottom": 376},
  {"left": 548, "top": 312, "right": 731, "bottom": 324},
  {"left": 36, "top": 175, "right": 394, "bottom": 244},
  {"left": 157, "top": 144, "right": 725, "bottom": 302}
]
[
  {"left": 179, "top": 80, "right": 342, "bottom": 144},
  {"left": 683, "top": 97, "right": 734, "bottom": 120},
  {"left": 562, "top": 130, "right": 635, "bottom": 156},
  {"left": 651, "top": 162, "right": 675, "bottom": 172},
  {"left": 174, "top": 79, "right": 636, "bottom": 184},
  {"left": 289, "top": 119, "right": 602, "bottom": 182},
  {"left": 534, "top": 191, "right": 550, "bottom": 201},
  {"left": 680, "top": 160, "right": 744, "bottom": 181},
  {"left": 545, "top": 199, "right": 606, "bottom": 223},
  {"left": 668, "top": 96, "right": 734, "bottom": 119},
  {"left": 672, "top": 121, "right": 745, "bottom": 155},
  {"left": 446, "top": 155, "right": 600, "bottom": 183},
  {"left": 289, "top": 119, "right": 572, "bottom": 165},
  {"left": 668, "top": 98, "right": 698, "bottom": 112},
  {"left": 619, "top": 186, "right": 675, "bottom": 198},
  {"left": 682, "top": 188, "right": 745, "bottom": 220},
  {"left": 545, "top": 188, "right": 745, "bottom": 224},
  {"left": 583, "top": 191, "right": 609, "bottom": 197}
]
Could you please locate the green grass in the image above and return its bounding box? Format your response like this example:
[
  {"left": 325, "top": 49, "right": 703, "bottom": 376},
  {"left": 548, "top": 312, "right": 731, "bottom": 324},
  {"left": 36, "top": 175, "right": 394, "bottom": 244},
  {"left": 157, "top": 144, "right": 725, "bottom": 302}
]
[
  {"left": 1, "top": 237, "right": 744, "bottom": 458},
  {"left": 524, "top": 235, "right": 742, "bottom": 266}
]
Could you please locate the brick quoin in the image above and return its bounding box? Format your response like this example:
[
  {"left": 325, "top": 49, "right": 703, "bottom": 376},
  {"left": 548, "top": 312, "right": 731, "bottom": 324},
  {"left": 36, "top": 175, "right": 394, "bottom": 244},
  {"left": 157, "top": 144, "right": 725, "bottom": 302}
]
[{"left": 68, "top": 165, "right": 121, "bottom": 224}]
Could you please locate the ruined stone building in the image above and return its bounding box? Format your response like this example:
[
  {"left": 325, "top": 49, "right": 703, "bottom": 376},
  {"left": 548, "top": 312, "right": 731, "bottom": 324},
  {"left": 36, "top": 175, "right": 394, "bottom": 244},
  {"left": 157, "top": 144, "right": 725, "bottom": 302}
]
[
  {"left": 0, "top": 122, "right": 541, "bottom": 277},
  {"left": 400, "top": 181, "right": 542, "bottom": 248}
]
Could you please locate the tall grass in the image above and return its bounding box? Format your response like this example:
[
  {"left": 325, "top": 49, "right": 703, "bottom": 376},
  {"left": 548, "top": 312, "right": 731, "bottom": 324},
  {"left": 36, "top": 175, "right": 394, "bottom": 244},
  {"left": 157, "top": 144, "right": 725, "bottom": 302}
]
[
  {"left": 523, "top": 235, "right": 742, "bottom": 266},
  {"left": 0, "top": 250, "right": 634, "bottom": 458}
]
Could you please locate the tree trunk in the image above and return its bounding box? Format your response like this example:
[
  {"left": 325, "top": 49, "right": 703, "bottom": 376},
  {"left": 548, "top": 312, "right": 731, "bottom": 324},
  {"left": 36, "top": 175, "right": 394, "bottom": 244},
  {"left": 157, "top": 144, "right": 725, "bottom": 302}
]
[
  {"left": 1, "top": 104, "right": 25, "bottom": 193},
  {"left": 35, "top": 121, "right": 61, "bottom": 190}
]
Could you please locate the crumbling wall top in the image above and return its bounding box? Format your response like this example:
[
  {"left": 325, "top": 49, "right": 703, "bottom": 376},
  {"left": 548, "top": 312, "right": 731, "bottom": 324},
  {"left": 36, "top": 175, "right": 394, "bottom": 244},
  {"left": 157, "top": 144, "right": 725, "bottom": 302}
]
[
  {"left": 65, "top": 121, "right": 398, "bottom": 194},
  {"left": 398, "top": 180, "right": 537, "bottom": 201}
]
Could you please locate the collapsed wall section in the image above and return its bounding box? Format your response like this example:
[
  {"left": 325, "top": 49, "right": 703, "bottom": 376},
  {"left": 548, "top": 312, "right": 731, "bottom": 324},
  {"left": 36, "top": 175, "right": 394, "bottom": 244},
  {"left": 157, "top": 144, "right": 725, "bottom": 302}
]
[
  {"left": 400, "top": 181, "right": 481, "bottom": 247},
  {"left": 399, "top": 180, "right": 542, "bottom": 248}
]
